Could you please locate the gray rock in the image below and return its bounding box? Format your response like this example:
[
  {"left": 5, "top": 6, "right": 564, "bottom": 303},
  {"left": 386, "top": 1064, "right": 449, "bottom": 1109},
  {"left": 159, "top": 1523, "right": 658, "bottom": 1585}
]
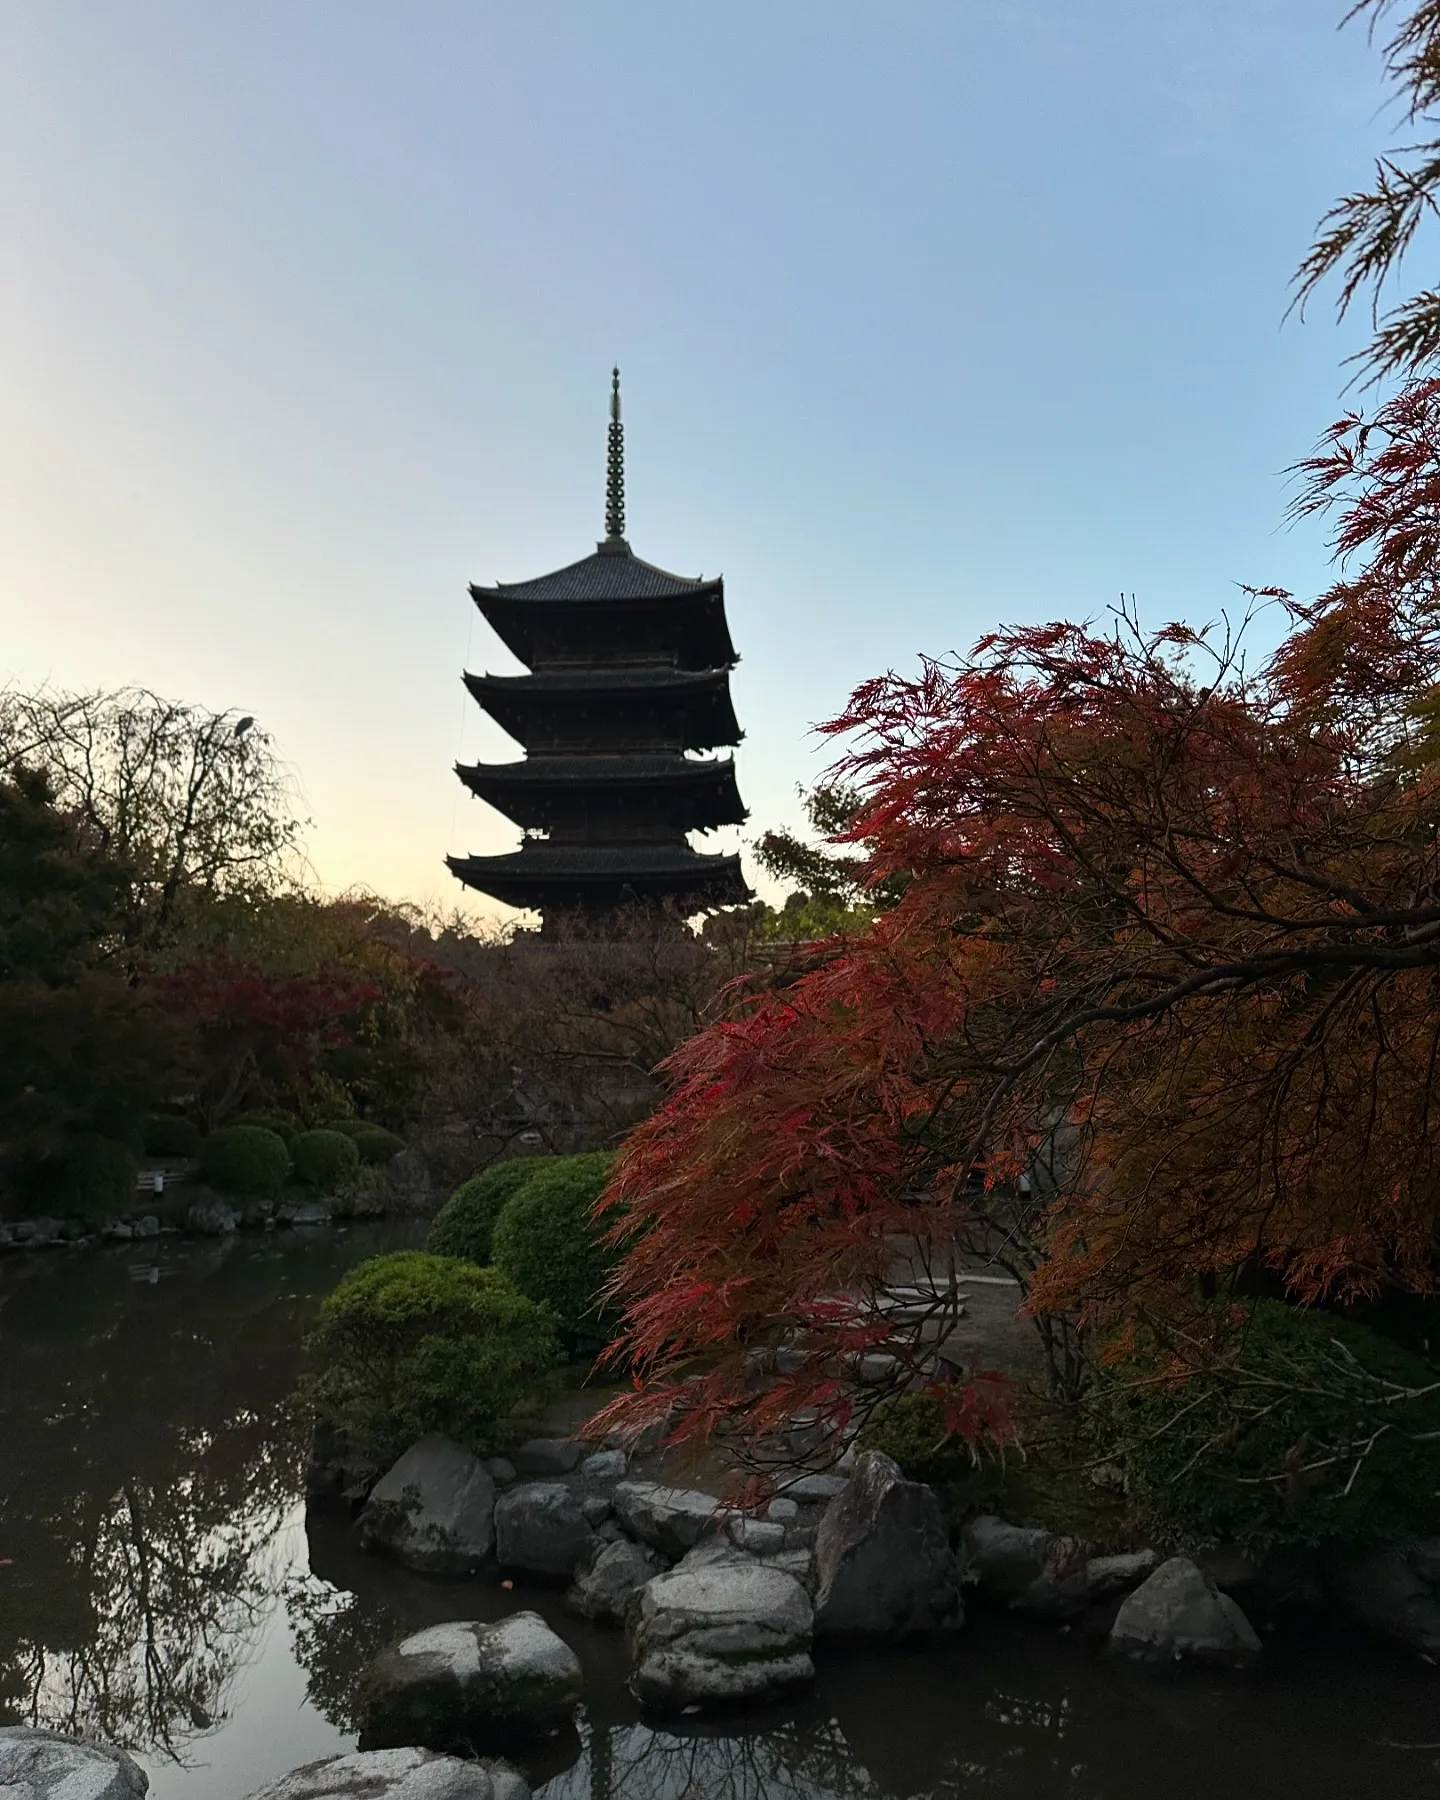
[
  {"left": 278, "top": 1200, "right": 332, "bottom": 1227},
  {"left": 628, "top": 1560, "right": 815, "bottom": 1710},
  {"left": 612, "top": 1482, "right": 724, "bottom": 1559},
  {"left": 1011, "top": 1536, "right": 1093, "bottom": 1619},
  {"left": 765, "top": 1496, "right": 800, "bottom": 1523},
  {"left": 358, "top": 1614, "right": 582, "bottom": 1752},
  {"left": 961, "top": 1516, "right": 1055, "bottom": 1595},
  {"left": 1086, "top": 1549, "right": 1159, "bottom": 1599},
  {"left": 579, "top": 1450, "right": 627, "bottom": 1485},
  {"left": 513, "top": 1438, "right": 583, "bottom": 1477},
  {"left": 782, "top": 1471, "right": 849, "bottom": 1503},
  {"left": 1324, "top": 1538, "right": 1440, "bottom": 1654},
  {"left": 495, "top": 1482, "right": 594, "bottom": 1577},
  {"left": 768, "top": 1546, "right": 817, "bottom": 1592},
  {"left": 1109, "top": 1556, "right": 1262, "bottom": 1666},
  {"left": 131, "top": 1215, "right": 160, "bottom": 1238},
  {"left": 568, "top": 1537, "right": 668, "bottom": 1625},
  {"left": 103, "top": 1221, "right": 134, "bottom": 1241},
  {"left": 728, "top": 1516, "right": 787, "bottom": 1555},
  {"left": 675, "top": 1540, "right": 756, "bottom": 1573},
  {"left": 813, "top": 1451, "right": 962, "bottom": 1639},
  {"left": 356, "top": 1436, "right": 496, "bottom": 1575},
  {"left": 579, "top": 1493, "right": 613, "bottom": 1528},
  {"left": 186, "top": 1198, "right": 238, "bottom": 1236},
  {"left": 484, "top": 1458, "right": 517, "bottom": 1487},
  {"left": 961, "top": 1517, "right": 1094, "bottom": 1619},
  {"left": 239, "top": 1746, "right": 527, "bottom": 1800},
  {"left": 0, "top": 1728, "right": 148, "bottom": 1800}
]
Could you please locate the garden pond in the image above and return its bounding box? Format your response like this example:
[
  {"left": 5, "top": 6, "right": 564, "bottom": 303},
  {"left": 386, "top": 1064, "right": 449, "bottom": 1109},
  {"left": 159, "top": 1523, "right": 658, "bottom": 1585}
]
[{"left": 2, "top": 1223, "right": 1440, "bottom": 1799}]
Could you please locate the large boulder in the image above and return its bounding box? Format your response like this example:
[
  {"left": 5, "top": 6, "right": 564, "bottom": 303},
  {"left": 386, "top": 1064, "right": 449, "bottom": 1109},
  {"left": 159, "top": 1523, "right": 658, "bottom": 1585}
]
[
  {"left": 612, "top": 1482, "right": 724, "bottom": 1559},
  {"left": 1323, "top": 1538, "right": 1440, "bottom": 1654},
  {"left": 494, "top": 1483, "right": 595, "bottom": 1578},
  {"left": 513, "top": 1439, "right": 583, "bottom": 1477},
  {"left": 240, "top": 1747, "right": 529, "bottom": 1800},
  {"left": 961, "top": 1516, "right": 1054, "bottom": 1595},
  {"left": 628, "top": 1561, "right": 814, "bottom": 1710},
  {"left": 0, "top": 1728, "right": 148, "bottom": 1800},
  {"left": 186, "top": 1198, "right": 238, "bottom": 1236},
  {"left": 1109, "top": 1556, "right": 1262, "bottom": 1666},
  {"left": 812, "top": 1451, "right": 962, "bottom": 1638},
  {"left": 356, "top": 1437, "right": 497, "bottom": 1575},
  {"left": 961, "top": 1516, "right": 1091, "bottom": 1619},
  {"left": 568, "top": 1536, "right": 669, "bottom": 1625},
  {"left": 358, "top": 1614, "right": 582, "bottom": 1753}
]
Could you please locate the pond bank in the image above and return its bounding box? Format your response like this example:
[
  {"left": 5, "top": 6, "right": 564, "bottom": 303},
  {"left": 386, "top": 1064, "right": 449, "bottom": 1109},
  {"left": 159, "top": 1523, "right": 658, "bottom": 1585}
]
[{"left": 4, "top": 1226, "right": 1440, "bottom": 1800}]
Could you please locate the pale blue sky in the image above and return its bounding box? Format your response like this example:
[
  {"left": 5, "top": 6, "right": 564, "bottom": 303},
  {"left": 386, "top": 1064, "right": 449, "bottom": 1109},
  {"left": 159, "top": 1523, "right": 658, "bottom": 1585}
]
[{"left": 0, "top": 2, "right": 1393, "bottom": 919}]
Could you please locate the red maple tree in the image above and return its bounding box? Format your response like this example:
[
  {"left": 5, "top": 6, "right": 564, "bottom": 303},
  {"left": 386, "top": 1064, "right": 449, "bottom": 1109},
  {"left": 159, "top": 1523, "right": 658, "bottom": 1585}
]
[{"left": 592, "top": 376, "right": 1440, "bottom": 1461}]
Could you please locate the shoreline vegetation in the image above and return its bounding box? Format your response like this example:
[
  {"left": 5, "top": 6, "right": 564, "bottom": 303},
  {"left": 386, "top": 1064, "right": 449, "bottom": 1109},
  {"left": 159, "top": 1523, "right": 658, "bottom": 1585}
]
[{"left": 15, "top": 2, "right": 1440, "bottom": 1783}]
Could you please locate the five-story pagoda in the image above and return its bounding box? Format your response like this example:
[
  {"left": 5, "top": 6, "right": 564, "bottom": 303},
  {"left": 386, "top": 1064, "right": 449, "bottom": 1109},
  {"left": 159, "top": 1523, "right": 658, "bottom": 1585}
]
[{"left": 448, "top": 372, "right": 751, "bottom": 928}]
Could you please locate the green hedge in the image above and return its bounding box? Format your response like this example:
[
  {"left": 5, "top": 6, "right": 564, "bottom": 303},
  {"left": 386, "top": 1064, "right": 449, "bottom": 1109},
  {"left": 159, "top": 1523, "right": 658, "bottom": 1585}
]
[
  {"left": 292, "top": 1128, "right": 361, "bottom": 1191},
  {"left": 199, "top": 1125, "right": 291, "bottom": 1196},
  {"left": 1091, "top": 1301, "right": 1440, "bottom": 1554},
  {"left": 491, "top": 1151, "right": 620, "bottom": 1354},
  {"left": 302, "top": 1251, "right": 562, "bottom": 1466},
  {"left": 426, "top": 1156, "right": 563, "bottom": 1265},
  {"left": 229, "top": 1109, "right": 301, "bottom": 1151},
  {"left": 142, "top": 1114, "right": 201, "bottom": 1159},
  {"left": 351, "top": 1126, "right": 404, "bottom": 1165}
]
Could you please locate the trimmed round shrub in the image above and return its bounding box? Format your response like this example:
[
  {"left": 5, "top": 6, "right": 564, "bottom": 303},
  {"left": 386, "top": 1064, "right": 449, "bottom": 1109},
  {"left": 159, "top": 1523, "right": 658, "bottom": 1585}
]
[
  {"left": 230, "top": 1109, "right": 301, "bottom": 1151},
  {"left": 302, "top": 1250, "right": 562, "bottom": 1466},
  {"left": 351, "top": 1126, "right": 404, "bottom": 1165},
  {"left": 427, "top": 1155, "right": 563, "bottom": 1265},
  {"left": 199, "top": 1125, "right": 291, "bottom": 1196},
  {"left": 1091, "top": 1301, "right": 1440, "bottom": 1554},
  {"left": 292, "top": 1128, "right": 361, "bottom": 1192},
  {"left": 491, "top": 1152, "right": 619, "bottom": 1353},
  {"left": 142, "top": 1114, "right": 201, "bottom": 1159}
]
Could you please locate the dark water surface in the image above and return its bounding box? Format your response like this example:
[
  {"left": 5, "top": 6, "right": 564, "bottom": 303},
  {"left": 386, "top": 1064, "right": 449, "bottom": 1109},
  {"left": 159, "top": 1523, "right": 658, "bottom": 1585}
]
[{"left": 3, "top": 1228, "right": 1440, "bottom": 1800}]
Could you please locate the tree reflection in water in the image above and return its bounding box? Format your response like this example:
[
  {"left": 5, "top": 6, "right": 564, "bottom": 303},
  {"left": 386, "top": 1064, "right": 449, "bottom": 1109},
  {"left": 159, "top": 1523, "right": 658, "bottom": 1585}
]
[
  {"left": 546, "top": 1715, "right": 883, "bottom": 1800},
  {"left": 0, "top": 1229, "right": 419, "bottom": 1763}
]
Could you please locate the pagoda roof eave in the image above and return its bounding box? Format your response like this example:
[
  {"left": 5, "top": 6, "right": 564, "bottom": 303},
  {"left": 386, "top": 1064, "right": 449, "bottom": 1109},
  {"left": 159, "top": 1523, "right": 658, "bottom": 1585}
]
[
  {"left": 456, "top": 755, "right": 748, "bottom": 831},
  {"left": 469, "top": 547, "right": 723, "bottom": 605},
  {"left": 472, "top": 587, "right": 737, "bottom": 674},
  {"left": 447, "top": 844, "right": 752, "bottom": 910}
]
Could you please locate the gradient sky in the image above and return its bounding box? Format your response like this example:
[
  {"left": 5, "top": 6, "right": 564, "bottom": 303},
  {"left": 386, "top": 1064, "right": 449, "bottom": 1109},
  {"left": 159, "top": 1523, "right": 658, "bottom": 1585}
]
[{"left": 0, "top": 2, "right": 1394, "bottom": 922}]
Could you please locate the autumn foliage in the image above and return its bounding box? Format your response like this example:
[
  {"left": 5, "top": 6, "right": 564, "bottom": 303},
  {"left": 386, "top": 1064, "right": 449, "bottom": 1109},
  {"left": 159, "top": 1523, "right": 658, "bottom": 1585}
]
[{"left": 595, "top": 378, "right": 1440, "bottom": 1459}]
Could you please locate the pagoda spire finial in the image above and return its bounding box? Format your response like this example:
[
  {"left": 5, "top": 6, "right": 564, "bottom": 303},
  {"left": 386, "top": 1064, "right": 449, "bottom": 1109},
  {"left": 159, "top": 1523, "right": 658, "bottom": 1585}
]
[{"left": 602, "top": 365, "right": 628, "bottom": 549}]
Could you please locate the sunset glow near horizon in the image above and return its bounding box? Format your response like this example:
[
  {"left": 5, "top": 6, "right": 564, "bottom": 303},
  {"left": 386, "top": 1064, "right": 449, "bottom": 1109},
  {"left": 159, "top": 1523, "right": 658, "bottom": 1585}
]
[{"left": 1, "top": 2, "right": 1395, "bottom": 925}]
